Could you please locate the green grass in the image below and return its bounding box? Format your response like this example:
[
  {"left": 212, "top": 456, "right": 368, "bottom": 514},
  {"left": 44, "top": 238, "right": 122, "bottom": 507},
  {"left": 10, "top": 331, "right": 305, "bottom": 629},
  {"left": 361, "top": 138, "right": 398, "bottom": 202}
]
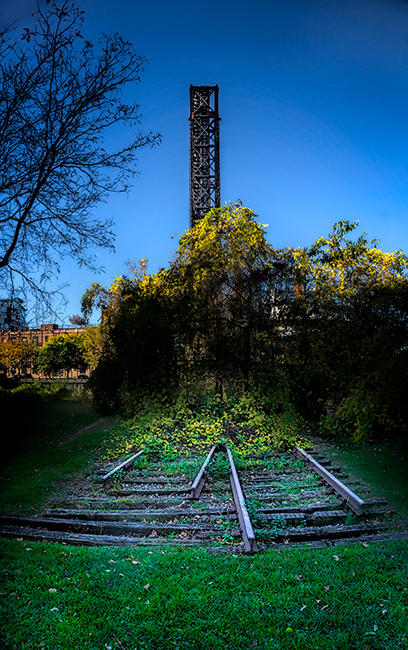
[
  {"left": 0, "top": 538, "right": 407, "bottom": 649},
  {"left": 0, "top": 397, "right": 116, "bottom": 513},
  {"left": 1, "top": 395, "right": 408, "bottom": 647},
  {"left": 315, "top": 436, "right": 408, "bottom": 517}
]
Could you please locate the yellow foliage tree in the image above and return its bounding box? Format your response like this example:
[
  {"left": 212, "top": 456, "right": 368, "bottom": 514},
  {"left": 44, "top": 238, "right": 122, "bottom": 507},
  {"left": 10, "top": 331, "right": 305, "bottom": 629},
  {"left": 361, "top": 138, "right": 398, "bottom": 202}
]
[{"left": 0, "top": 339, "right": 39, "bottom": 375}]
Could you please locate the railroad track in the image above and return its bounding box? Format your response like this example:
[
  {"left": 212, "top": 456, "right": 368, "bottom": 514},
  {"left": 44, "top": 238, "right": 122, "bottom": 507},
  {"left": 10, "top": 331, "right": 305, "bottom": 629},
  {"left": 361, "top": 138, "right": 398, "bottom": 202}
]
[{"left": 1, "top": 445, "right": 407, "bottom": 552}]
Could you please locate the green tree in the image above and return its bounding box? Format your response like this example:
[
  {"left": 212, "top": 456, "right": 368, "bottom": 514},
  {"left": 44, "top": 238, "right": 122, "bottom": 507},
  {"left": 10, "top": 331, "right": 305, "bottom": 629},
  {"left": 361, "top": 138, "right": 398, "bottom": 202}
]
[
  {"left": 0, "top": 339, "right": 39, "bottom": 376},
  {"left": 278, "top": 221, "right": 408, "bottom": 438},
  {"left": 37, "top": 335, "right": 87, "bottom": 377},
  {"left": 83, "top": 205, "right": 279, "bottom": 410},
  {"left": 79, "top": 326, "right": 104, "bottom": 372},
  {"left": 169, "top": 204, "right": 277, "bottom": 390}
]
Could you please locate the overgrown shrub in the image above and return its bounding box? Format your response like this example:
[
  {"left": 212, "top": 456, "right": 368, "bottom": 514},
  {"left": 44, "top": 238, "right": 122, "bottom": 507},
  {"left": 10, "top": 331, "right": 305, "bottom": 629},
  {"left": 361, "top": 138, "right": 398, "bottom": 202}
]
[
  {"left": 319, "top": 382, "right": 405, "bottom": 443},
  {"left": 319, "top": 388, "right": 376, "bottom": 442},
  {"left": 101, "top": 388, "right": 309, "bottom": 459}
]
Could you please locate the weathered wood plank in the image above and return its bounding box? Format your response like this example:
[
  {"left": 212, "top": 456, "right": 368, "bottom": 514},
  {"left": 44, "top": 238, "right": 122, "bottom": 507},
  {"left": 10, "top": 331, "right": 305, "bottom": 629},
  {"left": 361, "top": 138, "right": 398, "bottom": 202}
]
[
  {"left": 44, "top": 507, "right": 233, "bottom": 520},
  {"left": 113, "top": 477, "right": 186, "bottom": 485},
  {"left": 256, "top": 519, "right": 408, "bottom": 542},
  {"left": 0, "top": 514, "right": 231, "bottom": 536},
  {"left": 244, "top": 471, "right": 342, "bottom": 482},
  {"left": 0, "top": 526, "right": 207, "bottom": 546},
  {"left": 252, "top": 490, "right": 331, "bottom": 501},
  {"left": 110, "top": 487, "right": 192, "bottom": 496},
  {"left": 261, "top": 529, "right": 408, "bottom": 550},
  {"left": 260, "top": 509, "right": 348, "bottom": 525},
  {"left": 258, "top": 503, "right": 342, "bottom": 514}
]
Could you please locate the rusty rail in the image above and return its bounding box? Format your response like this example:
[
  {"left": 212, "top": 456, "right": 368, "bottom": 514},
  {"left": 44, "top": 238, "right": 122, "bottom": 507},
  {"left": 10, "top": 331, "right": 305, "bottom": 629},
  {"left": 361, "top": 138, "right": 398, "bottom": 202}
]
[
  {"left": 294, "top": 446, "right": 367, "bottom": 515},
  {"left": 102, "top": 450, "right": 143, "bottom": 483},
  {"left": 190, "top": 445, "right": 218, "bottom": 498},
  {"left": 225, "top": 446, "right": 258, "bottom": 553}
]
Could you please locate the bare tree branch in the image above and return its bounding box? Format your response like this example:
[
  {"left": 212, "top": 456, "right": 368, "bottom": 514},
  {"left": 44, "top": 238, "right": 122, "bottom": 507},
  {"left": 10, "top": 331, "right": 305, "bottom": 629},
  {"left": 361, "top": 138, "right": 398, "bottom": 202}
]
[{"left": 0, "top": 0, "right": 160, "bottom": 318}]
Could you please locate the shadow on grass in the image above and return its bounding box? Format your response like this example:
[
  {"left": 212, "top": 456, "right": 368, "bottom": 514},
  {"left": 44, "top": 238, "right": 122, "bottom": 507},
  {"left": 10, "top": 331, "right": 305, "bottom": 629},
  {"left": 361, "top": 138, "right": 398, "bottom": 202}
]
[
  {"left": 0, "top": 391, "right": 115, "bottom": 513},
  {"left": 315, "top": 435, "right": 408, "bottom": 518}
]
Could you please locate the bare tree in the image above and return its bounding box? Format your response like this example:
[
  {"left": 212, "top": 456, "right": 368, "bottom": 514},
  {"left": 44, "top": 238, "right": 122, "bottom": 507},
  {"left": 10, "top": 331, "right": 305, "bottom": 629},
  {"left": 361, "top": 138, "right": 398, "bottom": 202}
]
[
  {"left": 69, "top": 313, "right": 87, "bottom": 326},
  {"left": 0, "top": 1, "right": 160, "bottom": 318}
]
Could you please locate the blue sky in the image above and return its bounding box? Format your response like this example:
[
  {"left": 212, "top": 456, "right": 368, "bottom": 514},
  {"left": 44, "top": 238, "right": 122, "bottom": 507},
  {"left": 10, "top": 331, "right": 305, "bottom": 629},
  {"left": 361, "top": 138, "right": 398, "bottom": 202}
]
[{"left": 3, "top": 0, "right": 408, "bottom": 323}]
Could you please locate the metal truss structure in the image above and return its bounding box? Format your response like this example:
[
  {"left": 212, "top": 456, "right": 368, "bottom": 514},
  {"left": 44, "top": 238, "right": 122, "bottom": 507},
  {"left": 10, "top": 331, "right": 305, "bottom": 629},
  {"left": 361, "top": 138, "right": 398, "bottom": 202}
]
[{"left": 189, "top": 85, "right": 220, "bottom": 227}]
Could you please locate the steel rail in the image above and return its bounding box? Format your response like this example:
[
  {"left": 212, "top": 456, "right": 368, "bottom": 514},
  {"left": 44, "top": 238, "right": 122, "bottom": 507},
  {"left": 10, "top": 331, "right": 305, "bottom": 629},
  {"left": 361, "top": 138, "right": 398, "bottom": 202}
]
[
  {"left": 225, "top": 446, "right": 258, "bottom": 553},
  {"left": 102, "top": 450, "right": 143, "bottom": 482},
  {"left": 294, "top": 446, "right": 367, "bottom": 515},
  {"left": 190, "top": 444, "right": 218, "bottom": 498}
]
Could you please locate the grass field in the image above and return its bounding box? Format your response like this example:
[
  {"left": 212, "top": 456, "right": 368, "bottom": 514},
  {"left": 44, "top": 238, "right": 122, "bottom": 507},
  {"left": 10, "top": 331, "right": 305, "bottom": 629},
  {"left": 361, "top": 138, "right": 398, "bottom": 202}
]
[
  {"left": 1, "top": 538, "right": 407, "bottom": 649},
  {"left": 0, "top": 395, "right": 407, "bottom": 649},
  {"left": 315, "top": 436, "right": 408, "bottom": 517}
]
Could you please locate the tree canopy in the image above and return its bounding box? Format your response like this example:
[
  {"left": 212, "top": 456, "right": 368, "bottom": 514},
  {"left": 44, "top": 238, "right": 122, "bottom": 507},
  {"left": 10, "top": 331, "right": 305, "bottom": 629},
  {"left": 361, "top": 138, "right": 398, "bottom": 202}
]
[
  {"left": 36, "top": 334, "right": 86, "bottom": 377},
  {"left": 0, "top": 339, "right": 39, "bottom": 375}
]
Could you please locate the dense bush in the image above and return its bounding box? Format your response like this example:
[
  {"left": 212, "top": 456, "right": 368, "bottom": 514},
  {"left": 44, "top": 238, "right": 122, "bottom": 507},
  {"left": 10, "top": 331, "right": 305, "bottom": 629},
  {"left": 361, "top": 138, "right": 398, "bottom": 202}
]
[{"left": 101, "top": 388, "right": 308, "bottom": 458}]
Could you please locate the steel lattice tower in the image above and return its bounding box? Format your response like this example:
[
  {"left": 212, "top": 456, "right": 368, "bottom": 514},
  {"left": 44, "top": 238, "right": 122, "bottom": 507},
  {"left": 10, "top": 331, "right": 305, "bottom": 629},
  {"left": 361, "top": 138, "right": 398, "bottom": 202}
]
[{"left": 189, "top": 85, "right": 220, "bottom": 227}]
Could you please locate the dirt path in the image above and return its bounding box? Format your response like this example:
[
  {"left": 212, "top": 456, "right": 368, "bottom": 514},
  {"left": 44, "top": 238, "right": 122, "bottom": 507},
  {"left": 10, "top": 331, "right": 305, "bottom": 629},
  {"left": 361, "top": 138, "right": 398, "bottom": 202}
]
[{"left": 64, "top": 416, "right": 113, "bottom": 443}]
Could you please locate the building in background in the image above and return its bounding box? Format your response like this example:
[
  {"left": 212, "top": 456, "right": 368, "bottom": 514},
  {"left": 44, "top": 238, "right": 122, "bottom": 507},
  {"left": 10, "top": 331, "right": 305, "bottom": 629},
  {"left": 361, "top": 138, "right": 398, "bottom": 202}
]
[
  {"left": 0, "top": 322, "right": 84, "bottom": 345},
  {"left": 0, "top": 322, "right": 87, "bottom": 378},
  {"left": 0, "top": 298, "right": 27, "bottom": 331}
]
